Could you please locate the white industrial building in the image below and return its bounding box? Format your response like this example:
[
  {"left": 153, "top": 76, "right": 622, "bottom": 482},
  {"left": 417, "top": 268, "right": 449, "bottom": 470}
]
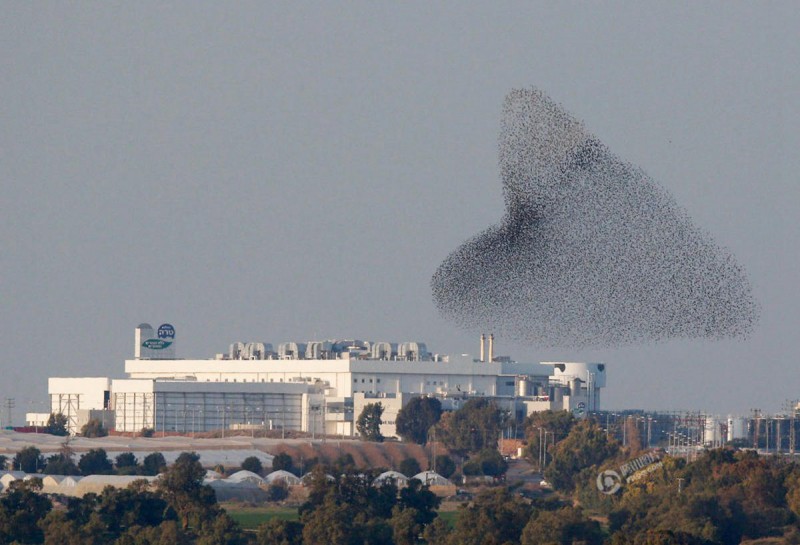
[{"left": 33, "top": 324, "right": 607, "bottom": 436}]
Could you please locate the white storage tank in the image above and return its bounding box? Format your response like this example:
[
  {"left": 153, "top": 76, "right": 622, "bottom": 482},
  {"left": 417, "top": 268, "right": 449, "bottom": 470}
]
[
  {"left": 727, "top": 416, "right": 748, "bottom": 442},
  {"left": 704, "top": 416, "right": 721, "bottom": 446}
]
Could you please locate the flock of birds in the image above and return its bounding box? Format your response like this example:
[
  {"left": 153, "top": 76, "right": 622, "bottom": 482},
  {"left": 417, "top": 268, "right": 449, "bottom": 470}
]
[{"left": 431, "top": 88, "right": 757, "bottom": 348}]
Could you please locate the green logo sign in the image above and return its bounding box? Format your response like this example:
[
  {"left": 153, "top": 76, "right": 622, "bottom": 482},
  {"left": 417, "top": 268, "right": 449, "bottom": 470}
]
[{"left": 142, "top": 339, "right": 172, "bottom": 350}]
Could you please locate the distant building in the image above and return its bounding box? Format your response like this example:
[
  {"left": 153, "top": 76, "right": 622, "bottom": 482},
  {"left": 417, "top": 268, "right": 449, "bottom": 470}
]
[{"left": 31, "top": 324, "right": 607, "bottom": 436}]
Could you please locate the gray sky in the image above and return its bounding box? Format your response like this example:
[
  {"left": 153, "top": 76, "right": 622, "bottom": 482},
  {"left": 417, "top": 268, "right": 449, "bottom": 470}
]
[{"left": 2, "top": 3, "right": 798, "bottom": 420}]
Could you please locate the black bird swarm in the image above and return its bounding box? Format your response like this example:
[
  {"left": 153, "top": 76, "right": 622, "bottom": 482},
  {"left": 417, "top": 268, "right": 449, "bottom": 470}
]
[{"left": 431, "top": 88, "right": 758, "bottom": 348}]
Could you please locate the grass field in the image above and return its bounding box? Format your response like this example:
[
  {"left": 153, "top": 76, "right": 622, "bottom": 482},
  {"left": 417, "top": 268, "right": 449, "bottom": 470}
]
[
  {"left": 225, "top": 505, "right": 298, "bottom": 529},
  {"left": 223, "top": 504, "right": 461, "bottom": 530}
]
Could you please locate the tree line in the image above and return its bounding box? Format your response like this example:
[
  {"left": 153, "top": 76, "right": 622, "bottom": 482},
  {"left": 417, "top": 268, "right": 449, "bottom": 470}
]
[{"left": 5, "top": 445, "right": 167, "bottom": 477}]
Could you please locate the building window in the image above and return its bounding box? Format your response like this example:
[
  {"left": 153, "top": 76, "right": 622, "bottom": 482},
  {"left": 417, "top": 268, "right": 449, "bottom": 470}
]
[
  {"left": 376, "top": 379, "right": 381, "bottom": 383},
  {"left": 354, "top": 379, "right": 358, "bottom": 383}
]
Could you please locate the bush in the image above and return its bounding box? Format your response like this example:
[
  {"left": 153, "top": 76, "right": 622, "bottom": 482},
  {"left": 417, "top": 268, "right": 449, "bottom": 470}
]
[
  {"left": 142, "top": 452, "right": 167, "bottom": 476},
  {"left": 267, "top": 482, "right": 289, "bottom": 502},
  {"left": 45, "top": 413, "right": 69, "bottom": 436},
  {"left": 272, "top": 452, "right": 293, "bottom": 473},
  {"left": 13, "top": 446, "right": 44, "bottom": 473},
  {"left": 80, "top": 418, "right": 108, "bottom": 438},
  {"left": 434, "top": 454, "right": 456, "bottom": 479},
  {"left": 462, "top": 458, "right": 482, "bottom": 476},
  {"left": 78, "top": 449, "right": 113, "bottom": 475},
  {"left": 461, "top": 449, "right": 508, "bottom": 477},
  {"left": 399, "top": 457, "right": 421, "bottom": 477},
  {"left": 241, "top": 456, "right": 263, "bottom": 475}
]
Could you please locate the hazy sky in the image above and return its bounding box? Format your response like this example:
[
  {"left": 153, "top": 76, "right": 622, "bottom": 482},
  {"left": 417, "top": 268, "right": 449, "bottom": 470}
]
[{"left": 2, "top": 3, "right": 798, "bottom": 421}]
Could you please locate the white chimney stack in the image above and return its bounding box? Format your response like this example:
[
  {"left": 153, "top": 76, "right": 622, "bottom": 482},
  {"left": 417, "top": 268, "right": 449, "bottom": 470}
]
[
  {"left": 488, "top": 334, "right": 494, "bottom": 363},
  {"left": 480, "top": 334, "right": 486, "bottom": 362}
]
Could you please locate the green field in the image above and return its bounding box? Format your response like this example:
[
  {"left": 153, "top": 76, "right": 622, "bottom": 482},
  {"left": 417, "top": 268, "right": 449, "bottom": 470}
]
[
  {"left": 224, "top": 504, "right": 460, "bottom": 530},
  {"left": 225, "top": 506, "right": 298, "bottom": 529}
]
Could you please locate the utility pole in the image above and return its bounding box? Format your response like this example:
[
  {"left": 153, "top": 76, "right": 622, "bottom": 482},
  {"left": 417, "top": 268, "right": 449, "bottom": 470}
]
[
  {"left": 431, "top": 426, "right": 437, "bottom": 473},
  {"left": 4, "top": 398, "right": 15, "bottom": 429},
  {"left": 623, "top": 415, "right": 627, "bottom": 447},
  {"left": 753, "top": 408, "right": 761, "bottom": 450},
  {"left": 538, "top": 427, "right": 544, "bottom": 471}
]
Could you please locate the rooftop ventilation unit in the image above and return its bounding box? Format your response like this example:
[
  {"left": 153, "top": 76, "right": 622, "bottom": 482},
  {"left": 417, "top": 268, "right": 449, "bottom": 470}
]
[
  {"left": 398, "top": 342, "right": 428, "bottom": 361},
  {"left": 278, "top": 342, "right": 307, "bottom": 360},
  {"left": 244, "top": 342, "right": 273, "bottom": 360},
  {"left": 229, "top": 342, "right": 245, "bottom": 359},
  {"left": 370, "top": 342, "right": 396, "bottom": 360}
]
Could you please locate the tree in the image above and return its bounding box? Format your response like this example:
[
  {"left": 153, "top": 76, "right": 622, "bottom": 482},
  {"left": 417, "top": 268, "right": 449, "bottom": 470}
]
[
  {"left": 115, "top": 452, "right": 139, "bottom": 475},
  {"left": 196, "top": 512, "right": 247, "bottom": 545},
  {"left": 423, "top": 517, "right": 452, "bottom": 545},
  {"left": 524, "top": 410, "right": 577, "bottom": 468},
  {"left": 356, "top": 402, "right": 384, "bottom": 442},
  {"left": 447, "top": 487, "right": 532, "bottom": 545},
  {"left": 79, "top": 448, "right": 113, "bottom": 475},
  {"left": 434, "top": 454, "right": 456, "bottom": 479},
  {"left": 45, "top": 412, "right": 70, "bottom": 436},
  {"left": 256, "top": 519, "right": 303, "bottom": 545},
  {"left": 13, "top": 445, "right": 44, "bottom": 473},
  {"left": 267, "top": 482, "right": 290, "bottom": 502},
  {"left": 544, "top": 420, "right": 619, "bottom": 492},
  {"left": 390, "top": 506, "right": 421, "bottom": 545},
  {"left": 94, "top": 482, "right": 172, "bottom": 536},
  {"left": 272, "top": 452, "right": 294, "bottom": 473},
  {"left": 80, "top": 418, "right": 108, "bottom": 438},
  {"left": 462, "top": 449, "right": 506, "bottom": 477},
  {"left": 0, "top": 454, "right": 7, "bottom": 470},
  {"left": 142, "top": 452, "right": 167, "bottom": 476},
  {"left": 521, "top": 506, "right": 603, "bottom": 545},
  {"left": 399, "top": 457, "right": 421, "bottom": 477},
  {"left": 301, "top": 494, "right": 356, "bottom": 545},
  {"left": 398, "top": 478, "right": 440, "bottom": 525},
  {"left": 478, "top": 448, "right": 508, "bottom": 477},
  {"left": 396, "top": 397, "right": 443, "bottom": 445},
  {"left": 43, "top": 453, "right": 80, "bottom": 475},
  {"left": 437, "top": 398, "right": 507, "bottom": 456},
  {"left": 333, "top": 453, "right": 356, "bottom": 475},
  {"left": 0, "top": 479, "right": 53, "bottom": 544},
  {"left": 241, "top": 456, "right": 263, "bottom": 475},
  {"left": 158, "top": 451, "right": 217, "bottom": 530}
]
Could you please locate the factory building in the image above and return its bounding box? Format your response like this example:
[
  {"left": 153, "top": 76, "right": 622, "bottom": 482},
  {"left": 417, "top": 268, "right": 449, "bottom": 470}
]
[{"left": 32, "top": 324, "right": 607, "bottom": 436}]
